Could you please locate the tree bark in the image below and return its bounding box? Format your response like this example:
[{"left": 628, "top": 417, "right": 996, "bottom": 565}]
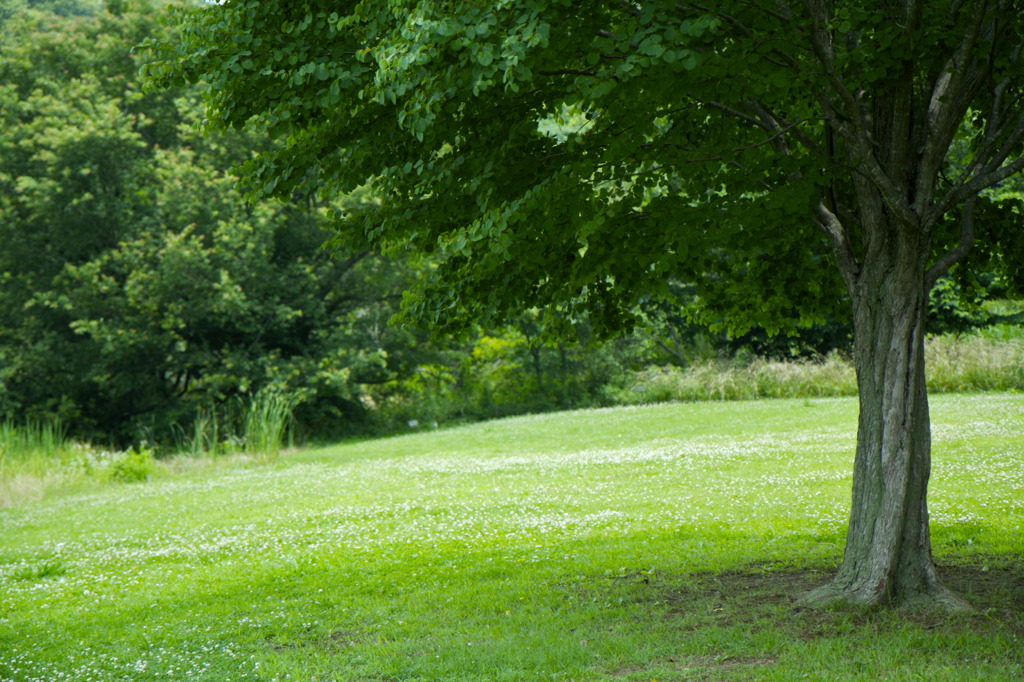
[{"left": 802, "top": 227, "right": 970, "bottom": 610}]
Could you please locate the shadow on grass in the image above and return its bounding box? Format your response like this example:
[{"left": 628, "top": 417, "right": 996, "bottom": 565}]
[
  {"left": 607, "top": 554, "right": 1024, "bottom": 680},
  {"left": 662, "top": 553, "right": 1023, "bottom": 619}
]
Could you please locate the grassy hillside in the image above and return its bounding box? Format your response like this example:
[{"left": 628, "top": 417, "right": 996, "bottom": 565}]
[{"left": 1, "top": 394, "right": 1022, "bottom": 681}]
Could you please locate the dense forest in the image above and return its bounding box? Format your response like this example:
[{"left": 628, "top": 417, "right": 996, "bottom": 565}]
[{"left": 1, "top": 0, "right": 1020, "bottom": 450}]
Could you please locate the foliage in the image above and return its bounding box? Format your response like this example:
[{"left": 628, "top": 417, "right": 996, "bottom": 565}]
[
  {"left": 143, "top": 0, "right": 1024, "bottom": 336},
  {"left": 366, "top": 315, "right": 658, "bottom": 431},
  {"left": 5, "top": 0, "right": 1022, "bottom": 473},
  {"left": 145, "top": 0, "right": 1024, "bottom": 606},
  {"left": 0, "top": 3, "right": 432, "bottom": 445},
  {"left": 105, "top": 444, "right": 156, "bottom": 482},
  {"left": 0, "top": 0, "right": 101, "bottom": 24}
]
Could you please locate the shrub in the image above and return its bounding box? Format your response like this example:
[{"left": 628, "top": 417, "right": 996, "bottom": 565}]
[{"left": 107, "top": 445, "right": 157, "bottom": 483}]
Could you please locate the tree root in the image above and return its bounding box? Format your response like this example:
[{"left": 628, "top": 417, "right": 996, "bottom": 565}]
[{"left": 797, "top": 576, "right": 974, "bottom": 612}]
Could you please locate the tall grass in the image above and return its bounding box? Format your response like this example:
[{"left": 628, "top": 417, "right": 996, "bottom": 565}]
[
  {"left": 613, "top": 328, "right": 1024, "bottom": 405},
  {"left": 1, "top": 388, "right": 302, "bottom": 506},
  {"left": 0, "top": 418, "right": 67, "bottom": 462},
  {"left": 243, "top": 388, "right": 298, "bottom": 462},
  {"left": 616, "top": 352, "right": 857, "bottom": 404},
  {"left": 0, "top": 418, "right": 73, "bottom": 508},
  {"left": 170, "top": 390, "right": 301, "bottom": 462},
  {"left": 172, "top": 407, "right": 226, "bottom": 458},
  {"left": 926, "top": 327, "right": 1024, "bottom": 392},
  {"left": 1, "top": 421, "right": 160, "bottom": 507}
]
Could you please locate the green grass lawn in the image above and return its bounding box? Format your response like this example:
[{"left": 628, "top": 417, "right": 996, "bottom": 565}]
[{"left": 1, "top": 394, "right": 1022, "bottom": 681}]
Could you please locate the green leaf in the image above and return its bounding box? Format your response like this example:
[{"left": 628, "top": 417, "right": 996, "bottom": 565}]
[{"left": 637, "top": 34, "right": 664, "bottom": 58}]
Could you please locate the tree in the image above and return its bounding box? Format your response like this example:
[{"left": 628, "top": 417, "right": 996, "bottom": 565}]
[
  {"left": 145, "top": 0, "right": 1024, "bottom": 608},
  {"left": 0, "top": 5, "right": 163, "bottom": 428},
  {"left": 0, "top": 3, "right": 434, "bottom": 444}
]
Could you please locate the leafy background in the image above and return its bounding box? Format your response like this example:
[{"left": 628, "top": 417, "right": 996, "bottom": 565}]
[{"left": 0, "top": 0, "right": 1021, "bottom": 452}]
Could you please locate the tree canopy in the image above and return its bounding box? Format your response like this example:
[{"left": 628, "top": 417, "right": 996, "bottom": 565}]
[
  {"left": 4, "top": 0, "right": 664, "bottom": 446},
  {"left": 146, "top": 0, "right": 1024, "bottom": 608},
  {"left": 0, "top": 3, "right": 439, "bottom": 443},
  {"left": 147, "top": 0, "right": 1023, "bottom": 333}
]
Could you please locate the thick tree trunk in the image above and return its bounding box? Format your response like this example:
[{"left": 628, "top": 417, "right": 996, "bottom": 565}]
[{"left": 802, "top": 233, "right": 970, "bottom": 610}]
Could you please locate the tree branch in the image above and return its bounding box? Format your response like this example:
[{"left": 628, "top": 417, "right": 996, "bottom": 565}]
[
  {"left": 803, "top": 0, "right": 919, "bottom": 228},
  {"left": 814, "top": 201, "right": 860, "bottom": 291},
  {"left": 703, "top": 100, "right": 821, "bottom": 155},
  {"left": 732, "top": 0, "right": 792, "bottom": 23},
  {"left": 914, "top": 0, "right": 991, "bottom": 215},
  {"left": 751, "top": 102, "right": 821, "bottom": 152},
  {"left": 707, "top": 100, "right": 773, "bottom": 131},
  {"left": 644, "top": 118, "right": 813, "bottom": 163},
  {"left": 925, "top": 195, "right": 976, "bottom": 290},
  {"left": 930, "top": 152, "right": 1024, "bottom": 222},
  {"left": 977, "top": 99, "right": 1024, "bottom": 172},
  {"left": 537, "top": 69, "right": 598, "bottom": 77},
  {"left": 687, "top": 2, "right": 800, "bottom": 70}
]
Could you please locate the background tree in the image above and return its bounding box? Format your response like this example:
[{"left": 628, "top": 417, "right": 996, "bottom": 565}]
[
  {"left": 146, "top": 0, "right": 1024, "bottom": 608},
  {"left": 0, "top": 2, "right": 434, "bottom": 444}
]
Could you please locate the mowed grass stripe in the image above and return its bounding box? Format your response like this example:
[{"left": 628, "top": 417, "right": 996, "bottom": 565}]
[{"left": 1, "top": 393, "right": 1022, "bottom": 681}]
